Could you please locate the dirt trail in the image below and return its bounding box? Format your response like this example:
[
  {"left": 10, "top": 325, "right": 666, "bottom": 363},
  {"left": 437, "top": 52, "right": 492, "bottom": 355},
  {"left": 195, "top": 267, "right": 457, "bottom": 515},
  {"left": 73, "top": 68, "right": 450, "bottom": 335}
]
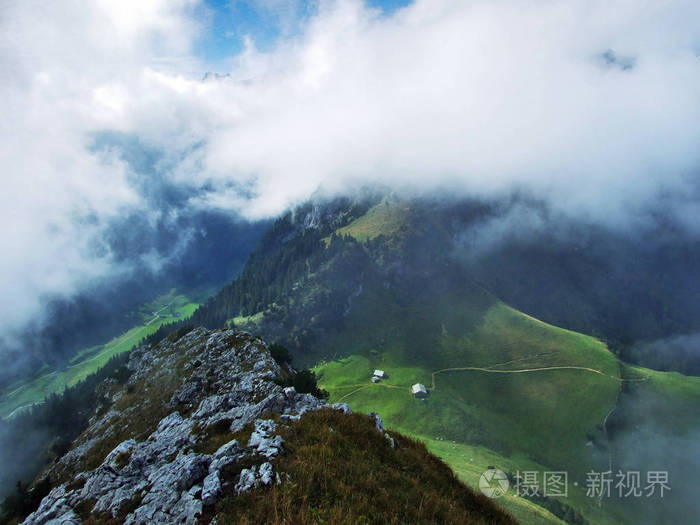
[
  {"left": 431, "top": 365, "right": 635, "bottom": 390},
  {"left": 430, "top": 363, "right": 649, "bottom": 390},
  {"left": 332, "top": 352, "right": 648, "bottom": 403},
  {"left": 334, "top": 382, "right": 404, "bottom": 402},
  {"left": 4, "top": 401, "right": 43, "bottom": 419}
]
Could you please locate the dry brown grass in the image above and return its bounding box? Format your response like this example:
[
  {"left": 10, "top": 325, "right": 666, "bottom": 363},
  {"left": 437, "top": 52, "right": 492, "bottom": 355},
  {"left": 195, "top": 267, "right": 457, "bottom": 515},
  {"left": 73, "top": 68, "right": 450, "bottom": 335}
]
[
  {"left": 210, "top": 408, "right": 517, "bottom": 525},
  {"left": 51, "top": 343, "right": 192, "bottom": 483}
]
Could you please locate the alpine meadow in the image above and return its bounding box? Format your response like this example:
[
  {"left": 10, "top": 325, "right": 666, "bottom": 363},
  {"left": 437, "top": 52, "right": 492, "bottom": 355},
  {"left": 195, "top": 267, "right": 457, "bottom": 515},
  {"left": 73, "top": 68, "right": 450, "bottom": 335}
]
[{"left": 1, "top": 1, "right": 700, "bottom": 524}]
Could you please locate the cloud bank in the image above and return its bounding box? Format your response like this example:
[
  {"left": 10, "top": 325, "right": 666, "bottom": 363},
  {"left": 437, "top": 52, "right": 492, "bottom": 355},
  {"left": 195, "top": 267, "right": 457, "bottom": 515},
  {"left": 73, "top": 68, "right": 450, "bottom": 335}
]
[{"left": 1, "top": 0, "right": 700, "bottom": 343}]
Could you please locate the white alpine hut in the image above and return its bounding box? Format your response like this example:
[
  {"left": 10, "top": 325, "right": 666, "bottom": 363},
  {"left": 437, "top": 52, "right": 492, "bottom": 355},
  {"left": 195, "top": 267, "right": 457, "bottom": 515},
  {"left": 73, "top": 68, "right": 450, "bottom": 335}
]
[
  {"left": 373, "top": 370, "right": 387, "bottom": 379},
  {"left": 411, "top": 383, "right": 428, "bottom": 398}
]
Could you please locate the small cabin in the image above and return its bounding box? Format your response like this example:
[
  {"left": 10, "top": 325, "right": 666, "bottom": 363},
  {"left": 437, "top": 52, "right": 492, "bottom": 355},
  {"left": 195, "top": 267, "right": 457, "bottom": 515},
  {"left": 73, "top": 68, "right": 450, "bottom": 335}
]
[
  {"left": 373, "top": 370, "right": 387, "bottom": 379},
  {"left": 411, "top": 383, "right": 428, "bottom": 398},
  {"left": 371, "top": 376, "right": 380, "bottom": 383}
]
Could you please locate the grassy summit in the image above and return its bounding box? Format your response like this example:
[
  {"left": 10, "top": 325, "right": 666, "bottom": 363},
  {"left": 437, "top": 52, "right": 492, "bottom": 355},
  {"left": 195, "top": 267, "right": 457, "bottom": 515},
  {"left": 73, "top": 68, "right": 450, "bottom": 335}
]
[
  {"left": 323, "top": 200, "right": 411, "bottom": 246},
  {"left": 213, "top": 408, "right": 517, "bottom": 525}
]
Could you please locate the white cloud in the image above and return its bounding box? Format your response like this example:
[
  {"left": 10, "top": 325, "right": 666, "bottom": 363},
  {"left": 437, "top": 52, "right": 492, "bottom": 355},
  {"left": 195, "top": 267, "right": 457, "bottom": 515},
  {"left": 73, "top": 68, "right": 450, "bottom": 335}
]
[
  {"left": 0, "top": 0, "right": 202, "bottom": 344},
  {"left": 177, "top": 0, "right": 700, "bottom": 222},
  {"left": 1, "top": 0, "right": 700, "bottom": 342}
]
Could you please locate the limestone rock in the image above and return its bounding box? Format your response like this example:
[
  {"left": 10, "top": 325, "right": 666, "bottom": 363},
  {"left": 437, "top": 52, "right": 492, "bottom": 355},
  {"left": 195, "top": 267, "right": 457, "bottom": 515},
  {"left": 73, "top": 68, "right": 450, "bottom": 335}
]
[
  {"left": 369, "top": 412, "right": 395, "bottom": 449},
  {"left": 21, "top": 328, "right": 391, "bottom": 525}
]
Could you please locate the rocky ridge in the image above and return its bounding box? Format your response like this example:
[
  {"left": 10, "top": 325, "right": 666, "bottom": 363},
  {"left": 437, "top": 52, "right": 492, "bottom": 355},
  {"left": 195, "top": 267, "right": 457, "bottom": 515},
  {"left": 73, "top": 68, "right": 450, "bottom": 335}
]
[{"left": 22, "top": 328, "right": 361, "bottom": 525}]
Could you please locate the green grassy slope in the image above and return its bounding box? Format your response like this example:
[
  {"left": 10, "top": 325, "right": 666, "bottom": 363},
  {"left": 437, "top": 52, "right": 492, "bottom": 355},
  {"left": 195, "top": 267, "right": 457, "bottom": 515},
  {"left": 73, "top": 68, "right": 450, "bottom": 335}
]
[
  {"left": 98, "top": 198, "right": 699, "bottom": 524},
  {"left": 315, "top": 278, "right": 700, "bottom": 525},
  {"left": 317, "top": 299, "right": 620, "bottom": 468},
  {"left": 0, "top": 289, "right": 198, "bottom": 419},
  {"left": 315, "top": 297, "right": 632, "bottom": 524},
  {"left": 323, "top": 200, "right": 411, "bottom": 245},
  {"left": 417, "top": 436, "right": 566, "bottom": 525}
]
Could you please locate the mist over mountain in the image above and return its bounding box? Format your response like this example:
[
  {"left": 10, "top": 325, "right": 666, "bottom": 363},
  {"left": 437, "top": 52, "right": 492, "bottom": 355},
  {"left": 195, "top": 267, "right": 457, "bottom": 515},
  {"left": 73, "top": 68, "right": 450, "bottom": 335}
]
[
  {"left": 2, "top": 1, "right": 700, "bottom": 523},
  {"left": 150, "top": 193, "right": 700, "bottom": 377},
  {"left": 2, "top": 0, "right": 700, "bottom": 368},
  {"left": 0, "top": 211, "right": 268, "bottom": 389},
  {"left": 134, "top": 194, "right": 700, "bottom": 524},
  {"left": 450, "top": 196, "right": 700, "bottom": 368}
]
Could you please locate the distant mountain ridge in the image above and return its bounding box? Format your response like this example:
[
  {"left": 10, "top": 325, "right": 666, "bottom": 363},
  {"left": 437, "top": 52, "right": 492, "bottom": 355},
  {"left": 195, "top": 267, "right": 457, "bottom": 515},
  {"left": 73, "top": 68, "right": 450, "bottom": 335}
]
[
  {"left": 0, "top": 216, "right": 269, "bottom": 391},
  {"left": 151, "top": 194, "right": 700, "bottom": 375},
  {"left": 6, "top": 194, "right": 700, "bottom": 524}
]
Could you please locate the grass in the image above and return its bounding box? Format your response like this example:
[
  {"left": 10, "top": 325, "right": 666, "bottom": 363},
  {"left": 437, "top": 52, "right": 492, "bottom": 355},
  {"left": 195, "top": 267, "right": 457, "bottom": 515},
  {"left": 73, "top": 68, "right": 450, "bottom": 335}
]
[
  {"left": 317, "top": 300, "right": 620, "bottom": 469},
  {"left": 314, "top": 297, "right": 629, "bottom": 524},
  {"left": 322, "top": 200, "right": 411, "bottom": 246},
  {"left": 415, "top": 435, "right": 567, "bottom": 525},
  {"left": 0, "top": 289, "right": 199, "bottom": 419},
  {"left": 625, "top": 363, "right": 700, "bottom": 401},
  {"left": 212, "top": 408, "right": 517, "bottom": 525},
  {"left": 231, "top": 311, "right": 265, "bottom": 330}
]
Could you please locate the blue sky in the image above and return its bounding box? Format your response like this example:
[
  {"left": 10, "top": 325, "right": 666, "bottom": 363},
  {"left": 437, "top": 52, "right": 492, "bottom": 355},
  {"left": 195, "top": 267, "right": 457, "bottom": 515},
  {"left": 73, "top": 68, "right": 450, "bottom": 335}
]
[{"left": 197, "top": 0, "right": 412, "bottom": 65}]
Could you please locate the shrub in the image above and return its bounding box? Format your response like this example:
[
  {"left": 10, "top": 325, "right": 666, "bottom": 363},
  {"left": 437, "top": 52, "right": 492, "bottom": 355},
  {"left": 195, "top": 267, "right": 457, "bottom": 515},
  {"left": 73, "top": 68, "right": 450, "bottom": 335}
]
[
  {"left": 269, "top": 344, "right": 292, "bottom": 365},
  {"left": 167, "top": 325, "right": 194, "bottom": 343},
  {"left": 276, "top": 369, "right": 329, "bottom": 399}
]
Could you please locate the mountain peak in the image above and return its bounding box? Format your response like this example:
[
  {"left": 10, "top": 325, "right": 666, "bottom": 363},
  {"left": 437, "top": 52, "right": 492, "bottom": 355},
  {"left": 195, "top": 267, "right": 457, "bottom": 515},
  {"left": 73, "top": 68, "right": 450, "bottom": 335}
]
[
  {"left": 21, "top": 327, "right": 514, "bottom": 524},
  {"left": 202, "top": 72, "right": 231, "bottom": 82}
]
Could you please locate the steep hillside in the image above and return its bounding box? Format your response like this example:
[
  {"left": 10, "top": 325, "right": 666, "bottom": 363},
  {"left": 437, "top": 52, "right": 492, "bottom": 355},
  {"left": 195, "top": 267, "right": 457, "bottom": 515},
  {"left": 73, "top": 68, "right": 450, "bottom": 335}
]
[
  {"left": 169, "top": 196, "right": 379, "bottom": 335},
  {"left": 3, "top": 328, "right": 515, "bottom": 525},
  {"left": 316, "top": 301, "right": 621, "bottom": 474},
  {"left": 137, "top": 196, "right": 700, "bottom": 524},
  {"left": 158, "top": 194, "right": 700, "bottom": 375},
  {"left": 0, "top": 216, "right": 269, "bottom": 392},
  {"left": 0, "top": 289, "right": 200, "bottom": 420},
  {"left": 312, "top": 294, "right": 636, "bottom": 524}
]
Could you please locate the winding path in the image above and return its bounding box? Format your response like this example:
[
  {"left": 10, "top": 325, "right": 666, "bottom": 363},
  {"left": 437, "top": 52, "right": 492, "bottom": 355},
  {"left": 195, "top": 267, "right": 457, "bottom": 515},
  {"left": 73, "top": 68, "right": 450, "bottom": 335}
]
[
  {"left": 335, "top": 381, "right": 404, "bottom": 402},
  {"left": 429, "top": 365, "right": 644, "bottom": 390},
  {"left": 331, "top": 353, "right": 648, "bottom": 404},
  {"left": 4, "top": 401, "right": 43, "bottom": 419}
]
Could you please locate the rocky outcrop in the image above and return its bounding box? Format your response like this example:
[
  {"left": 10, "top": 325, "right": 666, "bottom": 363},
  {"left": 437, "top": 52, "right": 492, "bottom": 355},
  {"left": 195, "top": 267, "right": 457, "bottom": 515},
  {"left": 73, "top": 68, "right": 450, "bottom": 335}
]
[
  {"left": 369, "top": 411, "right": 396, "bottom": 449},
  {"left": 22, "top": 328, "right": 343, "bottom": 525}
]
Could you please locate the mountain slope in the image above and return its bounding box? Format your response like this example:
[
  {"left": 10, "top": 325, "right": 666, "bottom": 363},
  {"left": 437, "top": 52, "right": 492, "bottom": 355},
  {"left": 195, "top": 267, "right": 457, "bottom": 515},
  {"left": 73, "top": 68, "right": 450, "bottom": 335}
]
[
  {"left": 7, "top": 328, "right": 515, "bottom": 525},
  {"left": 172, "top": 194, "right": 700, "bottom": 372},
  {"left": 137, "top": 196, "right": 700, "bottom": 524},
  {"left": 0, "top": 289, "right": 200, "bottom": 420},
  {"left": 313, "top": 301, "right": 627, "bottom": 525},
  {"left": 315, "top": 301, "right": 621, "bottom": 475}
]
